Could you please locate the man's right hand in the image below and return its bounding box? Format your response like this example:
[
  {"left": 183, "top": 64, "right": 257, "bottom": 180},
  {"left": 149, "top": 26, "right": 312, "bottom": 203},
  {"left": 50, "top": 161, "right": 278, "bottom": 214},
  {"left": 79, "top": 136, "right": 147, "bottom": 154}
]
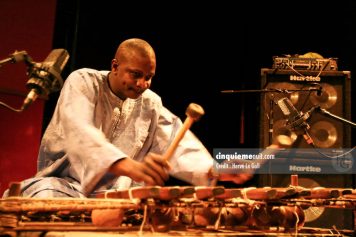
[{"left": 109, "top": 153, "right": 171, "bottom": 186}]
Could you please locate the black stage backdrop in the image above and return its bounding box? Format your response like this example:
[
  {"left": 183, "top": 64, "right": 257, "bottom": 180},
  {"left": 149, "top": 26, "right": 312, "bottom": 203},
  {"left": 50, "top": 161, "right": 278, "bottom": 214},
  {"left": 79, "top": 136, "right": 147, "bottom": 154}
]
[{"left": 47, "top": 0, "right": 356, "bottom": 180}]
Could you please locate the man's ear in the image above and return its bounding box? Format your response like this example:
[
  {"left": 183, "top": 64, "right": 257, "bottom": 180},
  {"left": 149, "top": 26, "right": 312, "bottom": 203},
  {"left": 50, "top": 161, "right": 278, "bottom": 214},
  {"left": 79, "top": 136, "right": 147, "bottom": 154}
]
[{"left": 111, "top": 58, "right": 119, "bottom": 70}]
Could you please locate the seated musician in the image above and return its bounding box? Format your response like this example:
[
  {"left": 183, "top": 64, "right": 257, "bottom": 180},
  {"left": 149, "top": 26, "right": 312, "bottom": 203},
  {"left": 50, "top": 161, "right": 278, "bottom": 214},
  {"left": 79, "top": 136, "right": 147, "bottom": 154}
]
[{"left": 3, "top": 38, "right": 251, "bottom": 198}]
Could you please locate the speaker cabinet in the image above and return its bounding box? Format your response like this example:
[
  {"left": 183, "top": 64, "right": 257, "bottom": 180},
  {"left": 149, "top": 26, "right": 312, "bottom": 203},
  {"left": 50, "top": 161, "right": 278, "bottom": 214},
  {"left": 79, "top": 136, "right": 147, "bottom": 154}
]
[
  {"left": 259, "top": 68, "right": 351, "bottom": 149},
  {"left": 258, "top": 68, "right": 353, "bottom": 230}
]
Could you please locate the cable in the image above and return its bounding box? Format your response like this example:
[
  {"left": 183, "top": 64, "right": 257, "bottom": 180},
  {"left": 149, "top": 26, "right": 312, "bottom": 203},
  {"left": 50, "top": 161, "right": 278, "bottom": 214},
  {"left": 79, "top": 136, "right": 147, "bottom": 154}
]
[
  {"left": 0, "top": 101, "right": 23, "bottom": 113},
  {"left": 312, "top": 145, "right": 356, "bottom": 159}
]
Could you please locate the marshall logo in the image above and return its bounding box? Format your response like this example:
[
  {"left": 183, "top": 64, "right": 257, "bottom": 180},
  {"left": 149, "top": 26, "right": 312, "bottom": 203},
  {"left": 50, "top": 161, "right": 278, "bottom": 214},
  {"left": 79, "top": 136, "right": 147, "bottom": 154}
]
[{"left": 290, "top": 75, "right": 321, "bottom": 82}]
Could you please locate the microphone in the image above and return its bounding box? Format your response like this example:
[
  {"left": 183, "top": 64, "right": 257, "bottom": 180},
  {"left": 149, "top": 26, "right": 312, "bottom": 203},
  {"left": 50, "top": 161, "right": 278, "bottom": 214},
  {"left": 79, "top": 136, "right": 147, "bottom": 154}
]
[
  {"left": 276, "top": 97, "right": 314, "bottom": 145},
  {"left": 308, "top": 83, "right": 323, "bottom": 96},
  {"left": 21, "top": 49, "right": 70, "bottom": 110}
]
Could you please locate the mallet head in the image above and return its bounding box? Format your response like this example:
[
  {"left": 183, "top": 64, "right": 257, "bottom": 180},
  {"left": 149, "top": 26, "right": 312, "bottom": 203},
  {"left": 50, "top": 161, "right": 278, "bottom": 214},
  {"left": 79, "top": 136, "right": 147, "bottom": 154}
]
[{"left": 186, "top": 103, "right": 205, "bottom": 121}]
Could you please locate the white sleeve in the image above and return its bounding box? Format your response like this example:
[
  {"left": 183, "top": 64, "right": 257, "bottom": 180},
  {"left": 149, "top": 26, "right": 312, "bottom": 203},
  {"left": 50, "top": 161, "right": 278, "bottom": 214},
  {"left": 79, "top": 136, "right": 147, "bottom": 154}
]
[{"left": 150, "top": 106, "right": 213, "bottom": 185}]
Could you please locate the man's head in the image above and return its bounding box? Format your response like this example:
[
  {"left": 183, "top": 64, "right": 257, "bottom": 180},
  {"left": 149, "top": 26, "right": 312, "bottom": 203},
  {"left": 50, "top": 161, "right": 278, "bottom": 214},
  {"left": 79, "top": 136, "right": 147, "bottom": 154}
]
[{"left": 109, "top": 38, "right": 156, "bottom": 100}]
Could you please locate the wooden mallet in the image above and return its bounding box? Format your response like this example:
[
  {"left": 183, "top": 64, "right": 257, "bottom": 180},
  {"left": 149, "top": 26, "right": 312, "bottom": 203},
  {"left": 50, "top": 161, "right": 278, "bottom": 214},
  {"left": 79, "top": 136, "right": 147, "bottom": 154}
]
[
  {"left": 92, "top": 103, "right": 204, "bottom": 227},
  {"left": 163, "top": 103, "right": 205, "bottom": 161}
]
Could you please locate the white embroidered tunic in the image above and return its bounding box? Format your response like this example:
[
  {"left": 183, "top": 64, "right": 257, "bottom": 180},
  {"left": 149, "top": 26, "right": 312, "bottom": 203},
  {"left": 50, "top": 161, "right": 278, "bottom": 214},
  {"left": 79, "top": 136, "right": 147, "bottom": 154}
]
[{"left": 33, "top": 68, "right": 213, "bottom": 196}]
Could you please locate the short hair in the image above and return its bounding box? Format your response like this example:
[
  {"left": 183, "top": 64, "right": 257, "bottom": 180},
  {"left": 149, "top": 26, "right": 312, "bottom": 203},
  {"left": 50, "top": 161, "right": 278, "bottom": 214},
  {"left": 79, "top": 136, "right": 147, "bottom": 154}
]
[{"left": 115, "top": 38, "right": 156, "bottom": 62}]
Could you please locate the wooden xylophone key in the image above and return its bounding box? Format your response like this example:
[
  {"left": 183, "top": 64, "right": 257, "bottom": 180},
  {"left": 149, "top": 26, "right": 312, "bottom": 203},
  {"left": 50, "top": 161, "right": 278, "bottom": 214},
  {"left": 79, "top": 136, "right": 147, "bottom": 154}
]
[
  {"left": 271, "top": 187, "right": 298, "bottom": 199},
  {"left": 178, "top": 186, "right": 196, "bottom": 197},
  {"left": 193, "top": 186, "right": 225, "bottom": 200},
  {"left": 299, "top": 187, "right": 341, "bottom": 199},
  {"left": 341, "top": 189, "right": 353, "bottom": 196},
  {"left": 95, "top": 186, "right": 198, "bottom": 201},
  {"left": 156, "top": 186, "right": 181, "bottom": 200},
  {"left": 95, "top": 186, "right": 160, "bottom": 200},
  {"left": 241, "top": 187, "right": 279, "bottom": 200},
  {"left": 341, "top": 188, "right": 356, "bottom": 199},
  {"left": 214, "top": 188, "right": 242, "bottom": 200},
  {"left": 214, "top": 187, "right": 302, "bottom": 201}
]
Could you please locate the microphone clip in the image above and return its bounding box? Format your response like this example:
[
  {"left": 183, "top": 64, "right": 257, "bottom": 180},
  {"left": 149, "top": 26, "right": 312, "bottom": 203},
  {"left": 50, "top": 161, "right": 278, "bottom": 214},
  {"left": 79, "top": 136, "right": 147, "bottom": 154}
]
[
  {"left": 26, "top": 62, "right": 64, "bottom": 99},
  {"left": 0, "top": 49, "right": 69, "bottom": 112},
  {"left": 286, "top": 111, "right": 311, "bottom": 133}
]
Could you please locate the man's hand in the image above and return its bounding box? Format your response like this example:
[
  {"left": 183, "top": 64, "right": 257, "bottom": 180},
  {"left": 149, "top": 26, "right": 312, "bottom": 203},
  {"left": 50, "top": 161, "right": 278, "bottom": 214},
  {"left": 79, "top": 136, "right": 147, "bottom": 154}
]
[
  {"left": 218, "top": 173, "right": 253, "bottom": 184},
  {"left": 109, "top": 153, "right": 171, "bottom": 186},
  {"left": 208, "top": 167, "right": 253, "bottom": 185}
]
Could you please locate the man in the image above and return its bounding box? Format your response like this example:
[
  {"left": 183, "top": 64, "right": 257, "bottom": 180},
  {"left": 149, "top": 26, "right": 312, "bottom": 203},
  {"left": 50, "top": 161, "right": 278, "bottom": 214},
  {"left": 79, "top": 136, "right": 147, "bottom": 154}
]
[{"left": 3, "top": 38, "right": 250, "bottom": 198}]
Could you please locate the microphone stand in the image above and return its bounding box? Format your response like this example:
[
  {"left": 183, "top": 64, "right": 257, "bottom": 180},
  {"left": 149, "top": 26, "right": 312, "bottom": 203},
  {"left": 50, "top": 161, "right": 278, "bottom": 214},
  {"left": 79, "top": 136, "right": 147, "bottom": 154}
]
[
  {"left": 313, "top": 106, "right": 356, "bottom": 128},
  {"left": 300, "top": 106, "right": 355, "bottom": 165},
  {"left": 221, "top": 87, "right": 321, "bottom": 146},
  {"left": 0, "top": 50, "right": 31, "bottom": 67},
  {"left": 0, "top": 50, "right": 35, "bottom": 112},
  {"left": 222, "top": 87, "right": 322, "bottom": 187}
]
